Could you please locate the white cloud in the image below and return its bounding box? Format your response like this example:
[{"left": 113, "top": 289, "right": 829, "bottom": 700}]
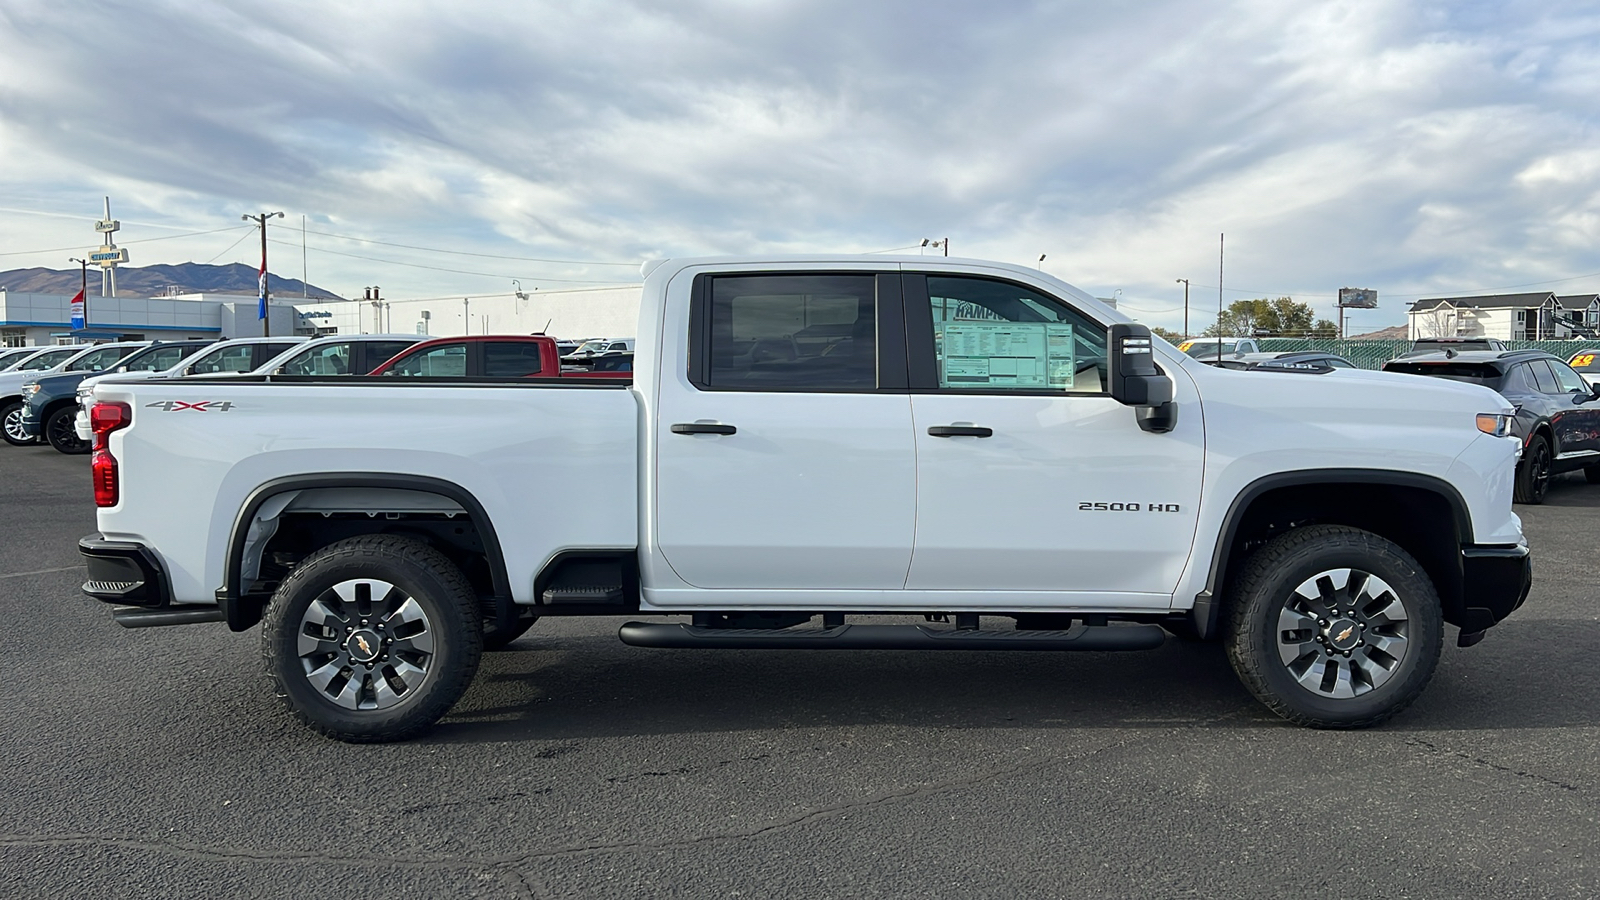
[{"left": 0, "top": 0, "right": 1597, "bottom": 330}]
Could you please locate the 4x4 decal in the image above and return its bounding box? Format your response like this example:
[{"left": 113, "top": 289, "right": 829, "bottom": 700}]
[{"left": 145, "top": 400, "right": 235, "bottom": 412}]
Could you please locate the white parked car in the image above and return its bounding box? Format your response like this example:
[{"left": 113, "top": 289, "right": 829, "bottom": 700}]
[
  {"left": 3, "top": 342, "right": 150, "bottom": 446},
  {"left": 74, "top": 336, "right": 310, "bottom": 441}
]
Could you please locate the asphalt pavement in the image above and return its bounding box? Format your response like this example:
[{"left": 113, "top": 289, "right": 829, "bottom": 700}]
[{"left": 1, "top": 444, "right": 1596, "bottom": 899}]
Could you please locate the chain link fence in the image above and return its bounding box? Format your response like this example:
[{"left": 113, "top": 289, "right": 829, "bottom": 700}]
[{"left": 1251, "top": 338, "right": 1600, "bottom": 370}]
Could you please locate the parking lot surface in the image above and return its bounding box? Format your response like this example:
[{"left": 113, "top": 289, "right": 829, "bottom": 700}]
[{"left": 2, "top": 445, "right": 1597, "bottom": 899}]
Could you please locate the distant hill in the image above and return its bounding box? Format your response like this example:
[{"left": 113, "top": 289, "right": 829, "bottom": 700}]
[
  {"left": 1350, "top": 324, "right": 1408, "bottom": 340},
  {"left": 0, "top": 263, "right": 344, "bottom": 301}
]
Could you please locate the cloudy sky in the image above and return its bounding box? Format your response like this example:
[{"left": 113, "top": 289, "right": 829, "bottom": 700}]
[{"left": 1, "top": 0, "right": 1597, "bottom": 333}]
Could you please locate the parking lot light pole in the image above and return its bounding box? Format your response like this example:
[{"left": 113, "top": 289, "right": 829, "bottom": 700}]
[{"left": 1176, "top": 278, "right": 1190, "bottom": 338}]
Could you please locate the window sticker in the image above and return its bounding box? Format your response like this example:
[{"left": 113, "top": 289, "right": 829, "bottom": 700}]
[{"left": 940, "top": 322, "right": 1075, "bottom": 389}]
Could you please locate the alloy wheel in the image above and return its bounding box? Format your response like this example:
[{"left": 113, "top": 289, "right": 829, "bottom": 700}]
[
  {"left": 1274, "top": 568, "right": 1410, "bottom": 699},
  {"left": 296, "top": 578, "right": 435, "bottom": 710}
]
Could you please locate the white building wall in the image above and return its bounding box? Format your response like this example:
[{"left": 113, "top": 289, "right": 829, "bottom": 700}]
[{"left": 292, "top": 285, "right": 643, "bottom": 341}]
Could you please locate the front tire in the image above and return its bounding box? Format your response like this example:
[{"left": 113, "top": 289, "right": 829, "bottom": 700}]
[
  {"left": 45, "top": 407, "right": 90, "bottom": 454},
  {"left": 1515, "top": 434, "right": 1551, "bottom": 504},
  {"left": 1, "top": 401, "right": 35, "bottom": 446},
  {"left": 1224, "top": 525, "right": 1442, "bottom": 729},
  {"left": 261, "top": 535, "right": 483, "bottom": 742}
]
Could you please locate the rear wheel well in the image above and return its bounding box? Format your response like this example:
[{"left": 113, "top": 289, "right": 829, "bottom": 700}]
[
  {"left": 1211, "top": 481, "right": 1464, "bottom": 632},
  {"left": 224, "top": 481, "right": 508, "bottom": 631}
]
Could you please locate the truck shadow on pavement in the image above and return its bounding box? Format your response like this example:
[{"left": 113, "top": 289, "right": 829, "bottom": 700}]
[{"left": 423, "top": 616, "right": 1599, "bottom": 744}]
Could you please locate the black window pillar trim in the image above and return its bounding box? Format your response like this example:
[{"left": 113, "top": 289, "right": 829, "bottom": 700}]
[
  {"left": 1189, "top": 469, "right": 1475, "bottom": 639},
  {"left": 217, "top": 473, "right": 512, "bottom": 632}
]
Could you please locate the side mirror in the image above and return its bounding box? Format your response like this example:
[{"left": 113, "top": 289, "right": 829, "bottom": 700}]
[{"left": 1108, "top": 324, "right": 1177, "bottom": 433}]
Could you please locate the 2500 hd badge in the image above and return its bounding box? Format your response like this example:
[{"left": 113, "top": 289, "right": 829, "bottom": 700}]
[{"left": 1078, "top": 501, "right": 1182, "bottom": 512}]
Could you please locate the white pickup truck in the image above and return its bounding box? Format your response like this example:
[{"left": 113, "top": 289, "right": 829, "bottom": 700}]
[{"left": 79, "top": 256, "right": 1531, "bottom": 742}]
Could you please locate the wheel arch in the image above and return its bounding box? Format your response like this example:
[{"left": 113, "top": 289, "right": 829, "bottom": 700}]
[
  {"left": 1192, "top": 469, "right": 1472, "bottom": 639},
  {"left": 219, "top": 473, "right": 510, "bottom": 632}
]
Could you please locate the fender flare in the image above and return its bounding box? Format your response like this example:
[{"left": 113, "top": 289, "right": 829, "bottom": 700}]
[
  {"left": 1190, "top": 468, "right": 1473, "bottom": 639},
  {"left": 217, "top": 473, "right": 510, "bottom": 631}
]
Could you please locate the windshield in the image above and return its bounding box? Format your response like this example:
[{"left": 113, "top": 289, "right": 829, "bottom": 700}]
[
  {"left": 19, "top": 348, "right": 79, "bottom": 370},
  {"left": 121, "top": 344, "right": 205, "bottom": 372},
  {"left": 1567, "top": 350, "right": 1600, "bottom": 372},
  {"left": 0, "top": 349, "right": 36, "bottom": 371},
  {"left": 1181, "top": 341, "right": 1235, "bottom": 358}
]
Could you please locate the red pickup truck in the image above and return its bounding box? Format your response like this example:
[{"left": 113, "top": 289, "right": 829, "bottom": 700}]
[{"left": 370, "top": 335, "right": 628, "bottom": 379}]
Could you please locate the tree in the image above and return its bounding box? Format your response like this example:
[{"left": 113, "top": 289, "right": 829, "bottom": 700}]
[
  {"left": 1151, "top": 326, "right": 1185, "bottom": 344},
  {"left": 1203, "top": 297, "right": 1329, "bottom": 337}
]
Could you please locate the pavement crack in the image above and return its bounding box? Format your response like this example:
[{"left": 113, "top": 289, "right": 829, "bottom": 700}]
[
  {"left": 0, "top": 833, "right": 480, "bottom": 871},
  {"left": 1405, "top": 737, "right": 1584, "bottom": 793},
  {"left": 0, "top": 564, "right": 86, "bottom": 580}
]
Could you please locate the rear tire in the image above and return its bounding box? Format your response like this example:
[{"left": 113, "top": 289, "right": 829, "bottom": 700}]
[
  {"left": 45, "top": 407, "right": 90, "bottom": 454},
  {"left": 261, "top": 535, "right": 482, "bottom": 742},
  {"left": 1, "top": 401, "right": 35, "bottom": 446},
  {"left": 1514, "top": 434, "right": 1551, "bottom": 504},
  {"left": 1224, "top": 525, "right": 1442, "bottom": 729}
]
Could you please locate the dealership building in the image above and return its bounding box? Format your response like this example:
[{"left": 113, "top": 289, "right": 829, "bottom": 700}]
[
  {"left": 0, "top": 290, "right": 310, "bottom": 347},
  {"left": 289, "top": 284, "right": 643, "bottom": 341}
]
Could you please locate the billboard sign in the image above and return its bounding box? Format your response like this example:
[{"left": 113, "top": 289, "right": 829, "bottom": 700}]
[{"left": 1338, "top": 287, "right": 1378, "bottom": 309}]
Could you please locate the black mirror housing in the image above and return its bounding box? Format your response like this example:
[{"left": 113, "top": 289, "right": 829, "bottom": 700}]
[{"left": 1109, "top": 324, "right": 1177, "bottom": 432}]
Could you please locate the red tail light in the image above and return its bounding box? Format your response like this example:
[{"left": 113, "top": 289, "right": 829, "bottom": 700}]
[{"left": 90, "top": 401, "right": 132, "bottom": 508}]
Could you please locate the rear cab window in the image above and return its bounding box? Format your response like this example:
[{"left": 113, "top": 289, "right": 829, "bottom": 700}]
[{"left": 484, "top": 342, "right": 544, "bottom": 376}]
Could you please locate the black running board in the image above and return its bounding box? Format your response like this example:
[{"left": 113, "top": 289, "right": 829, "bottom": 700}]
[
  {"left": 113, "top": 606, "right": 227, "bottom": 628},
  {"left": 618, "top": 622, "right": 1165, "bottom": 651}
]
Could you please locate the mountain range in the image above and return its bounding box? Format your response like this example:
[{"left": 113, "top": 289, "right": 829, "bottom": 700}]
[{"left": 0, "top": 263, "right": 344, "bottom": 301}]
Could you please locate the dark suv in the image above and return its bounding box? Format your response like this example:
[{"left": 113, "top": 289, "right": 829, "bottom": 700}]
[{"left": 1384, "top": 349, "right": 1600, "bottom": 503}]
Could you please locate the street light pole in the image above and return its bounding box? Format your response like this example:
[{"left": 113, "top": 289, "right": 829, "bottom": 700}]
[
  {"left": 242, "top": 211, "right": 285, "bottom": 337},
  {"left": 1175, "top": 278, "right": 1190, "bottom": 338}
]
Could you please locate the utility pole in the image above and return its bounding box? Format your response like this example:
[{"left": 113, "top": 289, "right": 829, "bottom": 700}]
[
  {"left": 1217, "top": 233, "right": 1225, "bottom": 364},
  {"left": 242, "top": 211, "right": 284, "bottom": 337},
  {"left": 1176, "top": 278, "right": 1190, "bottom": 338},
  {"left": 68, "top": 257, "right": 89, "bottom": 332}
]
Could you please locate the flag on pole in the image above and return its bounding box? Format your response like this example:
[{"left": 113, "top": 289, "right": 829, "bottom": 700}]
[
  {"left": 70, "top": 288, "right": 85, "bottom": 330},
  {"left": 257, "top": 257, "right": 268, "bottom": 321}
]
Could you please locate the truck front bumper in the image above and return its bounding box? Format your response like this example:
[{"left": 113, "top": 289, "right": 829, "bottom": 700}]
[
  {"left": 79, "top": 533, "right": 170, "bottom": 607},
  {"left": 1455, "top": 542, "right": 1532, "bottom": 645},
  {"left": 19, "top": 404, "right": 43, "bottom": 437}
]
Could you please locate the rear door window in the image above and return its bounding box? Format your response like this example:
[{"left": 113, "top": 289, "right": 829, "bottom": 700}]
[
  {"left": 695, "top": 274, "right": 882, "bottom": 391},
  {"left": 190, "top": 345, "right": 255, "bottom": 374},
  {"left": 65, "top": 346, "right": 136, "bottom": 372},
  {"left": 483, "top": 342, "right": 544, "bottom": 376},
  {"left": 281, "top": 343, "right": 353, "bottom": 375}
]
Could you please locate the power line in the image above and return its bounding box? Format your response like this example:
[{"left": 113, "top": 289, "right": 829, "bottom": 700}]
[
  {"left": 205, "top": 229, "right": 258, "bottom": 264},
  {"left": 299, "top": 227, "right": 637, "bottom": 266},
  {"left": 268, "top": 238, "right": 638, "bottom": 284},
  {"left": 0, "top": 224, "right": 253, "bottom": 257}
]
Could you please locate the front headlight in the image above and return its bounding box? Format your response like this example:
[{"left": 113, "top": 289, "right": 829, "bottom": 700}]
[
  {"left": 1476, "top": 413, "right": 1513, "bottom": 438},
  {"left": 21, "top": 383, "right": 40, "bottom": 399}
]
